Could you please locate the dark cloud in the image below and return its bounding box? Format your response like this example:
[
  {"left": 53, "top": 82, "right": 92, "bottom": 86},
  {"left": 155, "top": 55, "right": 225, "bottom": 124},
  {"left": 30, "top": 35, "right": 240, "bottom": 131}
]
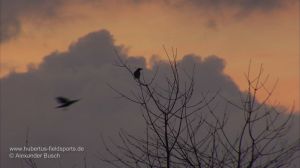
[
  {"left": 128, "top": 0, "right": 296, "bottom": 14},
  {"left": 0, "top": 18, "right": 21, "bottom": 42},
  {"left": 182, "top": 0, "right": 284, "bottom": 11},
  {"left": 163, "top": 0, "right": 293, "bottom": 12},
  {"left": 1, "top": 29, "right": 298, "bottom": 167},
  {"left": 1, "top": 0, "right": 63, "bottom": 43},
  {"left": 1, "top": 0, "right": 296, "bottom": 43},
  {"left": 206, "top": 19, "right": 218, "bottom": 30}
]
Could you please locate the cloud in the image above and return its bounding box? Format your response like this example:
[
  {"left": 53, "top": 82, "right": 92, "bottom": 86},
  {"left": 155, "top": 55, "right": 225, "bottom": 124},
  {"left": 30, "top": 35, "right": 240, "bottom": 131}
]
[
  {"left": 205, "top": 19, "right": 218, "bottom": 30},
  {"left": 178, "top": 0, "right": 284, "bottom": 11},
  {"left": 1, "top": 29, "right": 298, "bottom": 167},
  {"left": 130, "top": 0, "right": 296, "bottom": 14},
  {"left": 1, "top": 0, "right": 296, "bottom": 43},
  {"left": 165, "top": 0, "right": 294, "bottom": 12},
  {"left": 1, "top": 0, "right": 63, "bottom": 43}
]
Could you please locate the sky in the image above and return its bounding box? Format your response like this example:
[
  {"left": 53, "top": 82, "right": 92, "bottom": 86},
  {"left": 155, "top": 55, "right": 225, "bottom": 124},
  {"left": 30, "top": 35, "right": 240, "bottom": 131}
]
[
  {"left": 1, "top": 0, "right": 299, "bottom": 167},
  {"left": 1, "top": 0, "right": 299, "bottom": 111}
]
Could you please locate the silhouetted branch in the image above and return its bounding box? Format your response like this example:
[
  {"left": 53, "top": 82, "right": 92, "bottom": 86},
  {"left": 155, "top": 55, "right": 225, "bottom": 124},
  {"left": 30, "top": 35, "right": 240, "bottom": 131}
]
[{"left": 103, "top": 49, "right": 299, "bottom": 168}]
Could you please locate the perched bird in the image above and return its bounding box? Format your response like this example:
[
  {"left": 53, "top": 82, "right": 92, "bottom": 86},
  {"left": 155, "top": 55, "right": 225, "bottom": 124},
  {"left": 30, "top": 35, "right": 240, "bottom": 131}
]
[
  {"left": 56, "top": 97, "right": 80, "bottom": 109},
  {"left": 133, "top": 68, "right": 143, "bottom": 80}
]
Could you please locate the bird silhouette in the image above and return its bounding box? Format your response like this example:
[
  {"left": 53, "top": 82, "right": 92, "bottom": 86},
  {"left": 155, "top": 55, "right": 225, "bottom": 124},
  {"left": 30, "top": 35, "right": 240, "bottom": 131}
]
[
  {"left": 56, "top": 97, "right": 80, "bottom": 109},
  {"left": 134, "top": 68, "right": 143, "bottom": 80}
]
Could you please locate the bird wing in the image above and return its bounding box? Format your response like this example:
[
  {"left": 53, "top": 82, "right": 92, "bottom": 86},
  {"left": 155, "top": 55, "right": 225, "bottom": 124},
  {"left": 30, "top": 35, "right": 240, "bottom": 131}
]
[{"left": 56, "top": 97, "right": 70, "bottom": 104}]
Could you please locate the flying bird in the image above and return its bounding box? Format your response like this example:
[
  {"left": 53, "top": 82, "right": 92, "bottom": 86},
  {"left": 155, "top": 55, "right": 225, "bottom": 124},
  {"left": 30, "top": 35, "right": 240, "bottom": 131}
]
[
  {"left": 133, "top": 68, "right": 143, "bottom": 80},
  {"left": 56, "top": 97, "right": 80, "bottom": 109}
]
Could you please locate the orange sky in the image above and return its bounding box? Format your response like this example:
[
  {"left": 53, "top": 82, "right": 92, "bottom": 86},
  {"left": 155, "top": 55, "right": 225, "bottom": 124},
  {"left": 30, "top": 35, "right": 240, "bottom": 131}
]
[{"left": 1, "top": 1, "right": 299, "bottom": 111}]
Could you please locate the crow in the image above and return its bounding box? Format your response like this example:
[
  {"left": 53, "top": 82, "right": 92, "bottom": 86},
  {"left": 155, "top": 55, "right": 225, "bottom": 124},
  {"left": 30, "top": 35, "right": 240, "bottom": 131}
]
[
  {"left": 56, "top": 97, "right": 80, "bottom": 109},
  {"left": 133, "top": 68, "right": 143, "bottom": 80}
]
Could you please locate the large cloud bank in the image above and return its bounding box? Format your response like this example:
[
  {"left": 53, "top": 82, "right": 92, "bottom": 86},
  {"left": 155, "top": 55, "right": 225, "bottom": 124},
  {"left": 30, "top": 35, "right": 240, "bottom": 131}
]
[{"left": 1, "top": 29, "right": 298, "bottom": 167}]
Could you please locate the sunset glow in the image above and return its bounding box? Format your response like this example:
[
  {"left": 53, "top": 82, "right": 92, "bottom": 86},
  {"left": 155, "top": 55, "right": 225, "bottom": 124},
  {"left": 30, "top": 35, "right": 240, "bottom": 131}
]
[{"left": 1, "top": 0, "right": 299, "bottom": 111}]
